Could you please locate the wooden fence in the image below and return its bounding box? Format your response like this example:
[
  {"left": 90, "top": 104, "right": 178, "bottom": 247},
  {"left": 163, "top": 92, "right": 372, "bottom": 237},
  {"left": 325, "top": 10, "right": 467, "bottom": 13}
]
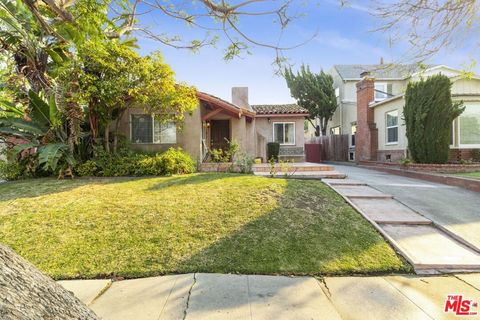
[{"left": 305, "top": 134, "right": 349, "bottom": 162}]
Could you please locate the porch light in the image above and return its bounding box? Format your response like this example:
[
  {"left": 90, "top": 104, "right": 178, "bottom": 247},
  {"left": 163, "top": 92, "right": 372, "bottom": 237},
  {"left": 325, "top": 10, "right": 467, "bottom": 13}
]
[{"left": 268, "top": 117, "right": 271, "bottom": 123}]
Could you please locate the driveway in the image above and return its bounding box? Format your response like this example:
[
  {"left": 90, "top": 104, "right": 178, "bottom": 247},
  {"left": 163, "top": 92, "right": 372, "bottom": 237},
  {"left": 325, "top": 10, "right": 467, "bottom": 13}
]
[{"left": 332, "top": 164, "right": 480, "bottom": 251}]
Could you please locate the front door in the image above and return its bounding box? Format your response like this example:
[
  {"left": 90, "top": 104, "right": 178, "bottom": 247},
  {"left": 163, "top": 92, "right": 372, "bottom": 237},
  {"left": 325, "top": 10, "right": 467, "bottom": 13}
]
[{"left": 210, "top": 120, "right": 230, "bottom": 150}]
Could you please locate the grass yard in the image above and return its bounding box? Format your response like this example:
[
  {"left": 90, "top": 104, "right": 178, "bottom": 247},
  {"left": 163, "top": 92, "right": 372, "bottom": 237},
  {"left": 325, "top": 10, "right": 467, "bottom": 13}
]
[
  {"left": 0, "top": 174, "right": 410, "bottom": 279},
  {"left": 454, "top": 171, "right": 480, "bottom": 180}
]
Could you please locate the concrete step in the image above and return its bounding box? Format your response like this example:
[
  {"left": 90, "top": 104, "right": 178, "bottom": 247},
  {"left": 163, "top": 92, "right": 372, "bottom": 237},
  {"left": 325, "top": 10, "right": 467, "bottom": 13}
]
[
  {"left": 380, "top": 224, "right": 480, "bottom": 272},
  {"left": 350, "top": 198, "right": 432, "bottom": 225},
  {"left": 322, "top": 179, "right": 366, "bottom": 186},
  {"left": 252, "top": 163, "right": 335, "bottom": 172},
  {"left": 253, "top": 171, "right": 346, "bottom": 179},
  {"left": 330, "top": 185, "right": 393, "bottom": 199}
]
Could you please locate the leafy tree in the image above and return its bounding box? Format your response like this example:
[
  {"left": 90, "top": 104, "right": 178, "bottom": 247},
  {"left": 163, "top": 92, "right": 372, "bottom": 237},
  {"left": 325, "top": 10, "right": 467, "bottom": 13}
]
[
  {"left": 404, "top": 74, "right": 465, "bottom": 164},
  {"left": 0, "top": 90, "right": 75, "bottom": 175},
  {"left": 284, "top": 65, "right": 337, "bottom": 136}
]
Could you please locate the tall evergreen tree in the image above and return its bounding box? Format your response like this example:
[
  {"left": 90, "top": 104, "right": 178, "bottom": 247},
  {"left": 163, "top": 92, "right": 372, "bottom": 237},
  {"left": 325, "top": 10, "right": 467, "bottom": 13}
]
[
  {"left": 284, "top": 65, "right": 337, "bottom": 136},
  {"left": 404, "top": 74, "right": 465, "bottom": 163}
]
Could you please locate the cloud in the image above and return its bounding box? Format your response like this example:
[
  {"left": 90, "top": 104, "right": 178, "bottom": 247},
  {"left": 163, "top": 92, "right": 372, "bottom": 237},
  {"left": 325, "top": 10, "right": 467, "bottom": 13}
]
[
  {"left": 315, "top": 30, "right": 388, "bottom": 57},
  {"left": 323, "top": 0, "right": 372, "bottom": 13}
]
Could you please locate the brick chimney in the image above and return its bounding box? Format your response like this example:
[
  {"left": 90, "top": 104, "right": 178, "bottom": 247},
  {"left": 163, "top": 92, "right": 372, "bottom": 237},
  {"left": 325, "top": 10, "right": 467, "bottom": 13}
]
[
  {"left": 355, "top": 72, "right": 378, "bottom": 162},
  {"left": 232, "top": 87, "right": 251, "bottom": 110}
]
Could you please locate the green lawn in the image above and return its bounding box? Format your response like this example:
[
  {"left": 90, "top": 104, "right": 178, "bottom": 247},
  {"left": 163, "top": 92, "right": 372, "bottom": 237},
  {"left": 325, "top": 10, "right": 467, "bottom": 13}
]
[
  {"left": 0, "top": 174, "right": 410, "bottom": 279},
  {"left": 454, "top": 171, "right": 480, "bottom": 180}
]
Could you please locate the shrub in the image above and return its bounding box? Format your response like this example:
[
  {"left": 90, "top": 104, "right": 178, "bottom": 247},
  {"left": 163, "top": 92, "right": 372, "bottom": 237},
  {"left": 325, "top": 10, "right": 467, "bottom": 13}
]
[
  {"left": 267, "top": 142, "right": 280, "bottom": 161},
  {"left": 210, "top": 148, "right": 227, "bottom": 163},
  {"left": 234, "top": 152, "right": 254, "bottom": 173},
  {"left": 0, "top": 160, "right": 24, "bottom": 180},
  {"left": 209, "top": 139, "right": 240, "bottom": 163},
  {"left": 76, "top": 160, "right": 99, "bottom": 177},
  {"left": 160, "top": 148, "right": 196, "bottom": 174},
  {"left": 76, "top": 148, "right": 195, "bottom": 177},
  {"left": 399, "top": 158, "right": 413, "bottom": 165},
  {"left": 404, "top": 75, "right": 465, "bottom": 164}
]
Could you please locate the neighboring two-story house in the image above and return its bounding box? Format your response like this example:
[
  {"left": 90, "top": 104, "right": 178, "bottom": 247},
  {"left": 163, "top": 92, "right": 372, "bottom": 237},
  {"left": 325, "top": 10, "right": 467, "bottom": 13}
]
[
  {"left": 327, "top": 64, "right": 480, "bottom": 162},
  {"left": 327, "top": 63, "right": 429, "bottom": 161}
]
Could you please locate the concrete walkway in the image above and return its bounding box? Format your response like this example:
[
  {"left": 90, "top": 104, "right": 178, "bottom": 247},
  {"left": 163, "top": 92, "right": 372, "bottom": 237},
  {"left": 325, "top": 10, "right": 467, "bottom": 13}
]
[
  {"left": 59, "top": 273, "right": 480, "bottom": 319},
  {"left": 331, "top": 164, "right": 480, "bottom": 252}
]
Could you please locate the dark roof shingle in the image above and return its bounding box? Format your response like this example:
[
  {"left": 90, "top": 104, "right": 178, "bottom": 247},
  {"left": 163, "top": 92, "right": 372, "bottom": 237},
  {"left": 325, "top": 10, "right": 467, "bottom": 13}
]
[
  {"left": 334, "top": 64, "right": 437, "bottom": 80},
  {"left": 251, "top": 104, "right": 308, "bottom": 115}
]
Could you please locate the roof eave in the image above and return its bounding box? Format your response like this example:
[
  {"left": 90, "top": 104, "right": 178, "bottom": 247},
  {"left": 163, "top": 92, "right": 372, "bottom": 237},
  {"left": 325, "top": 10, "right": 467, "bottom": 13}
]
[
  {"left": 369, "top": 94, "right": 404, "bottom": 108},
  {"left": 255, "top": 113, "right": 309, "bottom": 118}
]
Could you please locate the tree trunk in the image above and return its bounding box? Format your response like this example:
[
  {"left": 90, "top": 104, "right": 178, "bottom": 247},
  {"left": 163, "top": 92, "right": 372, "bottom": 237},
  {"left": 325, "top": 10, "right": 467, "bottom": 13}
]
[
  {"left": 0, "top": 244, "right": 98, "bottom": 319},
  {"left": 320, "top": 117, "right": 328, "bottom": 136},
  {"left": 307, "top": 119, "right": 321, "bottom": 137},
  {"left": 104, "top": 122, "right": 110, "bottom": 153},
  {"left": 89, "top": 102, "right": 99, "bottom": 141},
  {"left": 112, "top": 109, "right": 126, "bottom": 154}
]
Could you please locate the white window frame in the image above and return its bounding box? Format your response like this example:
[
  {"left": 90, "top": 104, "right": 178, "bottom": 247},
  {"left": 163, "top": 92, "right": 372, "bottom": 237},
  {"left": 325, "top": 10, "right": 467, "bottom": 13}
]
[
  {"left": 330, "top": 126, "right": 341, "bottom": 135},
  {"left": 273, "top": 122, "right": 296, "bottom": 145},
  {"left": 375, "top": 83, "right": 388, "bottom": 102},
  {"left": 385, "top": 110, "right": 399, "bottom": 145},
  {"left": 450, "top": 120, "right": 456, "bottom": 148},
  {"left": 350, "top": 123, "right": 357, "bottom": 147},
  {"left": 335, "top": 87, "right": 340, "bottom": 98},
  {"left": 458, "top": 105, "right": 480, "bottom": 148},
  {"left": 130, "top": 114, "right": 177, "bottom": 145}
]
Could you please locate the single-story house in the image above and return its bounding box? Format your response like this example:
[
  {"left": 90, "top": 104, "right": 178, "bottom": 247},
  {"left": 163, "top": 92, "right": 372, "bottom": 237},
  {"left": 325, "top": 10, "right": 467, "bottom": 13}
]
[
  {"left": 354, "top": 65, "right": 480, "bottom": 162},
  {"left": 116, "top": 87, "right": 308, "bottom": 162}
]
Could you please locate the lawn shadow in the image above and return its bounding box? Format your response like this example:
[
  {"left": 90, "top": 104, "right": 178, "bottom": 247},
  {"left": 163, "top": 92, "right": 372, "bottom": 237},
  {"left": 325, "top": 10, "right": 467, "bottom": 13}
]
[
  {"left": 146, "top": 173, "right": 243, "bottom": 191},
  {"left": 171, "top": 178, "right": 411, "bottom": 276},
  {"left": 0, "top": 176, "right": 159, "bottom": 202}
]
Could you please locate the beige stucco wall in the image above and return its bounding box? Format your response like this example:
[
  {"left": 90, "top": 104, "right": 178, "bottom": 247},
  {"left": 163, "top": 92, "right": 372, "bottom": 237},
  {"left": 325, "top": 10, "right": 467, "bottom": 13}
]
[
  {"left": 117, "top": 103, "right": 259, "bottom": 161},
  {"left": 254, "top": 116, "right": 306, "bottom": 160},
  {"left": 117, "top": 105, "right": 203, "bottom": 160}
]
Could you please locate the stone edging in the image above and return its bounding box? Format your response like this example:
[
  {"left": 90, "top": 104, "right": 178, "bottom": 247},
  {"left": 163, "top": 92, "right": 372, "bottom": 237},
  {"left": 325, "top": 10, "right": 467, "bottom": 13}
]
[
  {"left": 358, "top": 160, "right": 480, "bottom": 173},
  {"left": 358, "top": 164, "right": 480, "bottom": 193}
]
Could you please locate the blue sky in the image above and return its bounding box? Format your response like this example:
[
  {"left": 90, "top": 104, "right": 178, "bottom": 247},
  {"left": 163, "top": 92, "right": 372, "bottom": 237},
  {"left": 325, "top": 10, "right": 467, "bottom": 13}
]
[{"left": 133, "top": 0, "right": 476, "bottom": 104}]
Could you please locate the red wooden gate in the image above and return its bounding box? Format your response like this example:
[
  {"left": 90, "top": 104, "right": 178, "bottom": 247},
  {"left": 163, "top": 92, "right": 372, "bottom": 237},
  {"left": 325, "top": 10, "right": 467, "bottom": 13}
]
[
  {"left": 305, "top": 135, "right": 349, "bottom": 162},
  {"left": 305, "top": 143, "right": 321, "bottom": 163}
]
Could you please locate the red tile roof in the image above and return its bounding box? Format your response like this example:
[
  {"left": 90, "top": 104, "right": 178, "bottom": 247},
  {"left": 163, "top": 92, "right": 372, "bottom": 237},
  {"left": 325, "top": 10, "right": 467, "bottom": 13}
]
[
  {"left": 197, "top": 91, "right": 256, "bottom": 118},
  {"left": 252, "top": 104, "right": 309, "bottom": 115}
]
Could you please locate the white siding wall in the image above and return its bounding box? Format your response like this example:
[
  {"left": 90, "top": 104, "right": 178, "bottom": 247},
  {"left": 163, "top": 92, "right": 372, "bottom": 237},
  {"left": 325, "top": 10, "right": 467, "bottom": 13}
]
[
  {"left": 374, "top": 99, "right": 408, "bottom": 151},
  {"left": 374, "top": 77, "right": 480, "bottom": 152}
]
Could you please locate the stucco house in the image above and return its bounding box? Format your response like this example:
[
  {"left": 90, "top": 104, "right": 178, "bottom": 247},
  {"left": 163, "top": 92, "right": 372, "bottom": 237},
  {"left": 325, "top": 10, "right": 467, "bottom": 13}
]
[
  {"left": 116, "top": 87, "right": 308, "bottom": 162},
  {"left": 327, "top": 64, "right": 480, "bottom": 162}
]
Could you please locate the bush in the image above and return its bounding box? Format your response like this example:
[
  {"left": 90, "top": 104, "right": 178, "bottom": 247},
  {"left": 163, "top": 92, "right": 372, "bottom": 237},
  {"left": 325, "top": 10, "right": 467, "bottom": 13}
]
[
  {"left": 0, "top": 160, "right": 24, "bottom": 180},
  {"left": 75, "top": 160, "right": 98, "bottom": 177},
  {"left": 76, "top": 148, "right": 195, "bottom": 177},
  {"left": 234, "top": 152, "right": 254, "bottom": 173},
  {"left": 209, "top": 139, "right": 240, "bottom": 163},
  {"left": 267, "top": 142, "right": 280, "bottom": 161},
  {"left": 404, "top": 75, "right": 465, "bottom": 164},
  {"left": 160, "top": 148, "right": 196, "bottom": 174}
]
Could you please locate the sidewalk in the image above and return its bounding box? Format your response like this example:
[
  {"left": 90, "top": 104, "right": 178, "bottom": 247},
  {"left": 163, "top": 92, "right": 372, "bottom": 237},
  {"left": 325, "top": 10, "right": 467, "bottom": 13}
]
[{"left": 59, "top": 273, "right": 480, "bottom": 319}]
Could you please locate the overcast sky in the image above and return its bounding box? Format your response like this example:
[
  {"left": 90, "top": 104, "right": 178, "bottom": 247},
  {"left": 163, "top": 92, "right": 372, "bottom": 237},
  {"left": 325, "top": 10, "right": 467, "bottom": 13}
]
[{"left": 134, "top": 0, "right": 477, "bottom": 104}]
